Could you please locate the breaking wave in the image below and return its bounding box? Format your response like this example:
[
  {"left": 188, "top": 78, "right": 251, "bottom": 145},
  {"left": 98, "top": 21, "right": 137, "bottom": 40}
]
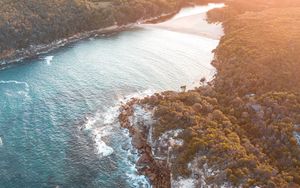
[
  {"left": 44, "top": 56, "right": 54, "bottom": 65},
  {"left": 0, "top": 80, "right": 29, "bottom": 89},
  {"left": 80, "top": 89, "right": 155, "bottom": 186},
  {"left": 0, "top": 80, "right": 30, "bottom": 98}
]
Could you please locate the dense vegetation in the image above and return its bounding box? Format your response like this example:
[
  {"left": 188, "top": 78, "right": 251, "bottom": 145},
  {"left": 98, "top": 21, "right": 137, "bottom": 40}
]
[
  {"left": 138, "top": 0, "right": 300, "bottom": 187},
  {"left": 0, "top": 0, "right": 181, "bottom": 60},
  {"left": 3, "top": 0, "right": 300, "bottom": 186},
  {"left": 0, "top": 0, "right": 223, "bottom": 62}
]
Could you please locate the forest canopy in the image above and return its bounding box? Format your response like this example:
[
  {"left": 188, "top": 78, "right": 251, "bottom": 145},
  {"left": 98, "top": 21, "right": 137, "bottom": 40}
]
[{"left": 136, "top": 0, "right": 300, "bottom": 187}]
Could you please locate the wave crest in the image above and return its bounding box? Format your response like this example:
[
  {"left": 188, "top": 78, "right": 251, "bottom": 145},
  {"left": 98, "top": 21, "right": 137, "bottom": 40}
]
[{"left": 44, "top": 56, "right": 54, "bottom": 65}]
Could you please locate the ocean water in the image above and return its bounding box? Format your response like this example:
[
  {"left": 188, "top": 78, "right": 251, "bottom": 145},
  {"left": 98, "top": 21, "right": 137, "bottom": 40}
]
[{"left": 0, "top": 4, "right": 223, "bottom": 188}]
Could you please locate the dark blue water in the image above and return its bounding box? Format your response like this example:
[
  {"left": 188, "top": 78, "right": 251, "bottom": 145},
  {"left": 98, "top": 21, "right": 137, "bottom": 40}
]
[{"left": 0, "top": 4, "right": 222, "bottom": 188}]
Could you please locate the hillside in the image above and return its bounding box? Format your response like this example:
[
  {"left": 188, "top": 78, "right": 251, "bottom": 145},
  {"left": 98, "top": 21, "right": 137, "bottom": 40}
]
[
  {"left": 120, "top": 0, "right": 300, "bottom": 187},
  {"left": 0, "top": 0, "right": 181, "bottom": 62},
  {"left": 0, "top": 0, "right": 225, "bottom": 64}
]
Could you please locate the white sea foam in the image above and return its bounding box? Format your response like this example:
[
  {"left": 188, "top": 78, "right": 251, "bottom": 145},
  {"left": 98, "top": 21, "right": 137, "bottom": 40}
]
[
  {"left": 0, "top": 137, "right": 3, "bottom": 146},
  {"left": 0, "top": 80, "right": 29, "bottom": 89},
  {"left": 93, "top": 132, "right": 114, "bottom": 157},
  {"left": 118, "top": 89, "right": 155, "bottom": 103},
  {"left": 44, "top": 56, "right": 54, "bottom": 65},
  {"left": 294, "top": 132, "right": 300, "bottom": 146},
  {"left": 81, "top": 114, "right": 114, "bottom": 157},
  {"left": 118, "top": 90, "right": 157, "bottom": 188},
  {"left": 83, "top": 117, "right": 97, "bottom": 131},
  {"left": 123, "top": 128, "right": 151, "bottom": 188},
  {"left": 126, "top": 172, "right": 150, "bottom": 188},
  {"left": 0, "top": 80, "right": 30, "bottom": 98},
  {"left": 81, "top": 89, "right": 155, "bottom": 186},
  {"left": 83, "top": 89, "right": 156, "bottom": 158},
  {"left": 103, "top": 106, "right": 119, "bottom": 125}
]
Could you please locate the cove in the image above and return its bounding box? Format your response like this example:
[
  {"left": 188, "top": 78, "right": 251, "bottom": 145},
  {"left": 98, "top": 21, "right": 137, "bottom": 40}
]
[{"left": 0, "top": 3, "right": 223, "bottom": 188}]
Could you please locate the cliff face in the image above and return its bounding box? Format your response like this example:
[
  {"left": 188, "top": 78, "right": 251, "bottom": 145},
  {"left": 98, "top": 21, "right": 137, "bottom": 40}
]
[{"left": 0, "top": 0, "right": 181, "bottom": 61}]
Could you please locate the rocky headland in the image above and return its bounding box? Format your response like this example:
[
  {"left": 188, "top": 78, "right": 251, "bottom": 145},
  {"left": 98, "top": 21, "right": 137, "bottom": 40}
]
[
  {"left": 119, "top": 0, "right": 300, "bottom": 187},
  {"left": 119, "top": 98, "right": 171, "bottom": 188}
]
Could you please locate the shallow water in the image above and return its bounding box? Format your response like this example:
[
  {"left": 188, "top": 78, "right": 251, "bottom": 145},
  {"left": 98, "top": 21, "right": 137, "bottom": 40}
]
[{"left": 0, "top": 3, "right": 223, "bottom": 188}]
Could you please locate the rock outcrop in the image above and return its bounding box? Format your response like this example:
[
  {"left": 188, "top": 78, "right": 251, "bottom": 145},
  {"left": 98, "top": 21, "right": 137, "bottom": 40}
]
[{"left": 119, "top": 99, "right": 171, "bottom": 188}]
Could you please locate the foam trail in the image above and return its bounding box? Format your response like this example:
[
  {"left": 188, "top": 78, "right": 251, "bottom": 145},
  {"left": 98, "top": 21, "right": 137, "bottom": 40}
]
[
  {"left": 81, "top": 89, "right": 155, "bottom": 186},
  {"left": 0, "top": 137, "right": 3, "bottom": 146},
  {"left": 86, "top": 88, "right": 156, "bottom": 157},
  {"left": 124, "top": 134, "right": 151, "bottom": 188},
  {"left": 0, "top": 80, "right": 29, "bottom": 89},
  {"left": 44, "top": 56, "right": 54, "bottom": 65},
  {"left": 83, "top": 117, "right": 97, "bottom": 131},
  {"left": 117, "top": 90, "right": 155, "bottom": 187},
  {"left": 294, "top": 132, "right": 300, "bottom": 146},
  {"left": 82, "top": 115, "right": 114, "bottom": 157},
  {"left": 0, "top": 80, "right": 30, "bottom": 97},
  {"left": 118, "top": 89, "right": 155, "bottom": 103},
  {"left": 94, "top": 132, "right": 114, "bottom": 157}
]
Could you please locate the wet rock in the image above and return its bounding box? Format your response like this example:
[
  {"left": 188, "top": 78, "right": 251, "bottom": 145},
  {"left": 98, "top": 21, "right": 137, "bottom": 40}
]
[
  {"left": 119, "top": 99, "right": 171, "bottom": 188},
  {"left": 137, "top": 153, "right": 152, "bottom": 166},
  {"left": 132, "top": 133, "right": 146, "bottom": 150}
]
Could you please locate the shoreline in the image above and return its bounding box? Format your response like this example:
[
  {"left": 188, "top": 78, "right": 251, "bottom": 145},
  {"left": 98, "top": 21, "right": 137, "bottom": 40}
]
[
  {"left": 119, "top": 99, "right": 171, "bottom": 188},
  {"left": 116, "top": 4, "right": 225, "bottom": 188},
  {"left": 0, "top": 2, "right": 223, "bottom": 69},
  {"left": 117, "top": 2, "right": 300, "bottom": 188},
  {"left": 0, "top": 11, "right": 178, "bottom": 69}
]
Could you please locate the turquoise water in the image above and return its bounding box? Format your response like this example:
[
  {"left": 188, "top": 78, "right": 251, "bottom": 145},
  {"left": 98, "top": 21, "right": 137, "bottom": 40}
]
[{"left": 0, "top": 4, "right": 222, "bottom": 188}]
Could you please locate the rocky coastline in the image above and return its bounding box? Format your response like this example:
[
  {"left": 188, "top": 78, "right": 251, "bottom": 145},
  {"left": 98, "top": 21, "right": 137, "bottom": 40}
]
[
  {"left": 119, "top": 98, "right": 171, "bottom": 188},
  {"left": 116, "top": 1, "right": 300, "bottom": 187}
]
